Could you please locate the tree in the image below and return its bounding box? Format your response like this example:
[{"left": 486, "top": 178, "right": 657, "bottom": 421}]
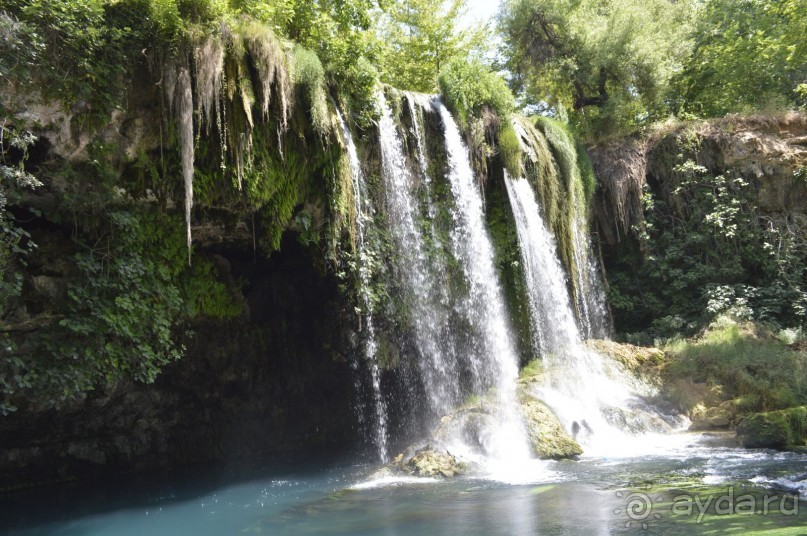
[
  {"left": 376, "top": 0, "right": 488, "bottom": 92},
  {"left": 673, "top": 0, "right": 807, "bottom": 117},
  {"left": 499, "top": 0, "right": 694, "bottom": 137}
]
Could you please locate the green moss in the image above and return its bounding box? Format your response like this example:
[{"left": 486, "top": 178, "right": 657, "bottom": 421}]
[
  {"left": 438, "top": 58, "right": 514, "bottom": 129},
  {"left": 576, "top": 141, "right": 597, "bottom": 206},
  {"left": 498, "top": 121, "right": 524, "bottom": 178},
  {"left": 520, "top": 359, "right": 543, "bottom": 379},
  {"left": 534, "top": 118, "right": 581, "bottom": 292},
  {"left": 485, "top": 173, "right": 535, "bottom": 363},
  {"left": 513, "top": 116, "right": 561, "bottom": 231},
  {"left": 664, "top": 320, "right": 807, "bottom": 412},
  {"left": 292, "top": 45, "right": 330, "bottom": 135},
  {"left": 182, "top": 258, "right": 242, "bottom": 318},
  {"left": 738, "top": 406, "right": 807, "bottom": 449}
]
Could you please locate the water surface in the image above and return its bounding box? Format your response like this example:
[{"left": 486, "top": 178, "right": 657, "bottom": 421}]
[{"left": 4, "top": 433, "right": 806, "bottom": 535}]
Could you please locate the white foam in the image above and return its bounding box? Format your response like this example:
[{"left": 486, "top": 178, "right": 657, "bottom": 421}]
[{"left": 350, "top": 475, "right": 439, "bottom": 490}]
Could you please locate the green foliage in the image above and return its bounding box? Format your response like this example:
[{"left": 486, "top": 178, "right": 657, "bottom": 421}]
[
  {"left": 2, "top": 0, "right": 173, "bottom": 121},
  {"left": 62, "top": 211, "right": 185, "bottom": 379},
  {"left": 0, "top": 11, "right": 43, "bottom": 84},
  {"left": 611, "top": 155, "right": 806, "bottom": 334},
  {"left": 499, "top": 0, "right": 694, "bottom": 138},
  {"left": 665, "top": 319, "right": 807, "bottom": 412},
  {"left": 3, "top": 213, "right": 240, "bottom": 410},
  {"left": 266, "top": 0, "right": 380, "bottom": 125},
  {"left": 181, "top": 258, "right": 242, "bottom": 318},
  {"left": 1, "top": 208, "right": 186, "bottom": 410},
  {"left": 498, "top": 122, "right": 523, "bottom": 178},
  {"left": 376, "top": 0, "right": 489, "bottom": 93},
  {"left": 1, "top": 140, "right": 242, "bottom": 412},
  {"left": 797, "top": 84, "right": 807, "bottom": 110},
  {"left": 292, "top": 45, "right": 331, "bottom": 135},
  {"left": 738, "top": 406, "right": 807, "bottom": 449},
  {"left": 176, "top": 0, "right": 227, "bottom": 25},
  {"left": 438, "top": 58, "right": 515, "bottom": 129},
  {"left": 332, "top": 54, "right": 380, "bottom": 129},
  {"left": 0, "top": 123, "right": 41, "bottom": 316},
  {"left": 673, "top": 0, "right": 807, "bottom": 117}
]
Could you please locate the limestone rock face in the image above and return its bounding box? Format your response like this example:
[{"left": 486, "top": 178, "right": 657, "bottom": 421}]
[
  {"left": 590, "top": 112, "right": 807, "bottom": 245},
  {"left": 520, "top": 398, "right": 583, "bottom": 459},
  {"left": 401, "top": 445, "right": 468, "bottom": 478},
  {"left": 690, "top": 402, "right": 737, "bottom": 430}
]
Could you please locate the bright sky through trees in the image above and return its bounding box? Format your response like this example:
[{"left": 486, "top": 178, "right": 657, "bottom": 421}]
[{"left": 463, "top": 0, "right": 500, "bottom": 26}]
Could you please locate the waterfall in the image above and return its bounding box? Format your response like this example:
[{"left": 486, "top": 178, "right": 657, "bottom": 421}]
[
  {"left": 569, "top": 184, "right": 612, "bottom": 340},
  {"left": 177, "top": 67, "right": 194, "bottom": 265},
  {"left": 377, "top": 93, "right": 461, "bottom": 426},
  {"left": 337, "top": 109, "right": 388, "bottom": 462},
  {"left": 369, "top": 93, "right": 530, "bottom": 464},
  {"left": 437, "top": 102, "right": 530, "bottom": 462},
  {"left": 504, "top": 174, "right": 580, "bottom": 355},
  {"left": 505, "top": 172, "right": 676, "bottom": 453}
]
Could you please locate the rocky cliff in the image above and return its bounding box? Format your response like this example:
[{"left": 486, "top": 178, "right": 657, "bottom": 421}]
[{"left": 588, "top": 113, "right": 807, "bottom": 334}]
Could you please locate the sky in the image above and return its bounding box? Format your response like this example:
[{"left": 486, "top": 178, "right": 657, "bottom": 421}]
[{"left": 463, "top": 0, "right": 501, "bottom": 26}]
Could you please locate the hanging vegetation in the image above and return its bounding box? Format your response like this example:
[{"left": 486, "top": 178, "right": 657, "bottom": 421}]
[{"left": 292, "top": 44, "right": 332, "bottom": 137}]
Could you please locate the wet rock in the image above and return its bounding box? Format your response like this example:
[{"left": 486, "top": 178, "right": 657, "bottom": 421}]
[
  {"left": 520, "top": 398, "right": 582, "bottom": 459},
  {"left": 696, "top": 431, "right": 742, "bottom": 448},
  {"left": 602, "top": 404, "right": 679, "bottom": 434},
  {"left": 737, "top": 406, "right": 807, "bottom": 449},
  {"left": 690, "top": 403, "right": 735, "bottom": 430},
  {"left": 433, "top": 400, "right": 497, "bottom": 453},
  {"left": 381, "top": 444, "right": 468, "bottom": 479},
  {"left": 403, "top": 445, "right": 468, "bottom": 478}
]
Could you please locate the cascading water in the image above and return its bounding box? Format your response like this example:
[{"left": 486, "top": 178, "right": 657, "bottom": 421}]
[
  {"left": 370, "top": 92, "right": 530, "bottom": 467},
  {"left": 355, "top": 92, "right": 673, "bottom": 466},
  {"left": 504, "top": 171, "right": 679, "bottom": 454},
  {"left": 337, "top": 109, "right": 388, "bottom": 462},
  {"left": 404, "top": 93, "right": 452, "bottom": 313},
  {"left": 436, "top": 102, "right": 530, "bottom": 463},
  {"left": 570, "top": 195, "right": 612, "bottom": 341},
  {"left": 377, "top": 93, "right": 461, "bottom": 425},
  {"left": 503, "top": 174, "right": 580, "bottom": 357}
]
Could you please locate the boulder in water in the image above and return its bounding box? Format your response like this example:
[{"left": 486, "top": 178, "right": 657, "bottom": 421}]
[
  {"left": 433, "top": 399, "right": 498, "bottom": 453},
  {"left": 520, "top": 398, "right": 583, "bottom": 459},
  {"left": 379, "top": 444, "right": 468, "bottom": 478},
  {"left": 737, "top": 406, "right": 807, "bottom": 449},
  {"left": 403, "top": 445, "right": 468, "bottom": 478},
  {"left": 690, "top": 402, "right": 736, "bottom": 430}
]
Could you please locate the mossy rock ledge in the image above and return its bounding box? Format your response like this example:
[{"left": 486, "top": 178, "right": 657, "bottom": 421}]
[
  {"left": 372, "top": 443, "right": 470, "bottom": 479},
  {"left": 379, "top": 391, "right": 582, "bottom": 481},
  {"left": 737, "top": 406, "right": 807, "bottom": 449},
  {"left": 520, "top": 396, "right": 583, "bottom": 459},
  {"left": 432, "top": 395, "right": 582, "bottom": 461}
]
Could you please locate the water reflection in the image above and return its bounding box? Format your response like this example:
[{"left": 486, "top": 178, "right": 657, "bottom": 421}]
[{"left": 3, "top": 439, "right": 807, "bottom": 536}]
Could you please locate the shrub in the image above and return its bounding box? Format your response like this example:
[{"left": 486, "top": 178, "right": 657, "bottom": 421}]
[
  {"left": 665, "top": 319, "right": 807, "bottom": 412},
  {"left": 438, "top": 58, "right": 514, "bottom": 129}
]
